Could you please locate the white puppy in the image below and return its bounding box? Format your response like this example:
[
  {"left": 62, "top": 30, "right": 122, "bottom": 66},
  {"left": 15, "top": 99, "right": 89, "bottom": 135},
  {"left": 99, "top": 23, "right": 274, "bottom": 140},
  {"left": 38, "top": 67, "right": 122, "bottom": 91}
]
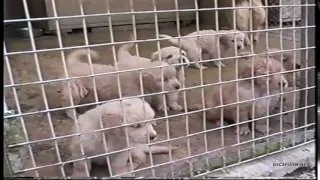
[
  {"left": 70, "top": 98, "right": 175, "bottom": 177},
  {"left": 150, "top": 46, "right": 191, "bottom": 112},
  {"left": 61, "top": 49, "right": 182, "bottom": 120},
  {"left": 233, "top": 0, "right": 266, "bottom": 43},
  {"left": 117, "top": 39, "right": 183, "bottom": 111},
  {"left": 159, "top": 29, "right": 248, "bottom": 69},
  {"left": 151, "top": 46, "right": 190, "bottom": 83}
]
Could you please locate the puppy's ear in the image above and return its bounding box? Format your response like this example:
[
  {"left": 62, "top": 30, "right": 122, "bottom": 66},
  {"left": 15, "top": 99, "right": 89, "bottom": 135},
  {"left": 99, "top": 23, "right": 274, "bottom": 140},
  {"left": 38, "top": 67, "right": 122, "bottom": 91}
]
[
  {"left": 238, "top": 65, "right": 254, "bottom": 79},
  {"left": 253, "top": 60, "right": 271, "bottom": 86},
  {"left": 282, "top": 52, "right": 293, "bottom": 62},
  {"left": 142, "top": 72, "right": 157, "bottom": 91},
  {"left": 244, "top": 34, "right": 251, "bottom": 47},
  {"left": 102, "top": 114, "right": 127, "bottom": 138},
  {"left": 219, "top": 35, "right": 229, "bottom": 47},
  {"left": 151, "top": 52, "right": 159, "bottom": 61},
  {"left": 102, "top": 114, "right": 123, "bottom": 128},
  {"left": 239, "top": 61, "right": 269, "bottom": 86}
]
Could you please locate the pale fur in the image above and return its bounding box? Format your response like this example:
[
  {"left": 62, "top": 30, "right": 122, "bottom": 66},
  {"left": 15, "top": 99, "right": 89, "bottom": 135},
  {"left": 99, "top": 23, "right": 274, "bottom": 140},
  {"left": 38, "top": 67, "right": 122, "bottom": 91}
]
[
  {"left": 233, "top": 0, "right": 266, "bottom": 43},
  {"left": 262, "top": 48, "right": 301, "bottom": 87},
  {"left": 159, "top": 29, "right": 248, "bottom": 69},
  {"left": 117, "top": 39, "right": 183, "bottom": 112},
  {"left": 61, "top": 49, "right": 179, "bottom": 120},
  {"left": 189, "top": 56, "right": 288, "bottom": 136},
  {"left": 150, "top": 46, "right": 191, "bottom": 112},
  {"left": 70, "top": 98, "right": 176, "bottom": 177}
]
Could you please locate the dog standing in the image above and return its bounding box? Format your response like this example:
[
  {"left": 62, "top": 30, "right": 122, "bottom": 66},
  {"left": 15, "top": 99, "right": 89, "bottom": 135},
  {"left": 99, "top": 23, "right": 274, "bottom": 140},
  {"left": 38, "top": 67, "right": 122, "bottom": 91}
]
[
  {"left": 159, "top": 30, "right": 248, "bottom": 69},
  {"left": 233, "top": 0, "right": 266, "bottom": 43},
  {"left": 189, "top": 56, "right": 288, "bottom": 136},
  {"left": 70, "top": 98, "right": 176, "bottom": 177},
  {"left": 117, "top": 40, "right": 183, "bottom": 111}
]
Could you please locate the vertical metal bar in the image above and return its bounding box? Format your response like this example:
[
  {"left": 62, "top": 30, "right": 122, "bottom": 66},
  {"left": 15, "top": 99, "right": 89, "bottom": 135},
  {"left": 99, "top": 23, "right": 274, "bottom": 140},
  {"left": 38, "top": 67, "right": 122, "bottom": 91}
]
[
  {"left": 104, "top": 0, "right": 134, "bottom": 176},
  {"left": 299, "top": 0, "right": 315, "bottom": 127},
  {"left": 50, "top": 0, "right": 90, "bottom": 176},
  {"left": 3, "top": 145, "right": 14, "bottom": 177}
]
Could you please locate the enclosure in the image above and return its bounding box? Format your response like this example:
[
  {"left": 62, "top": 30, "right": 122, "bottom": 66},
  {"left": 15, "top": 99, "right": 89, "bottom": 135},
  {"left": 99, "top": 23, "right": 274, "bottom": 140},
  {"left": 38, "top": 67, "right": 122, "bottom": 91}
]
[{"left": 3, "top": 0, "right": 316, "bottom": 178}]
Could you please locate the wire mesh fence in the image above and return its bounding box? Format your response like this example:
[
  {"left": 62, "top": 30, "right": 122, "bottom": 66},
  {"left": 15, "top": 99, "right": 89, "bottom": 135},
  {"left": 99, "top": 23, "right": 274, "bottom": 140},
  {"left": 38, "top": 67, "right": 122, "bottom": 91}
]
[{"left": 3, "top": 0, "right": 315, "bottom": 178}]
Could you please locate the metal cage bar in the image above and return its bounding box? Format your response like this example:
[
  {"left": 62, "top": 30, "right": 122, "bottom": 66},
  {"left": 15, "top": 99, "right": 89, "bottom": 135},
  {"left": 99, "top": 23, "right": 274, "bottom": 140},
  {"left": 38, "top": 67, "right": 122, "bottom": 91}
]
[{"left": 3, "top": 0, "right": 315, "bottom": 178}]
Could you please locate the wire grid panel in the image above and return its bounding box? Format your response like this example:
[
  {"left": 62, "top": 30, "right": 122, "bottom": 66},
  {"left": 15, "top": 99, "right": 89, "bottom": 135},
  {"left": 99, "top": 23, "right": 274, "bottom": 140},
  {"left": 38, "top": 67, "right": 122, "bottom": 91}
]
[
  {"left": 3, "top": 0, "right": 315, "bottom": 178},
  {"left": 267, "top": 0, "right": 302, "bottom": 26}
]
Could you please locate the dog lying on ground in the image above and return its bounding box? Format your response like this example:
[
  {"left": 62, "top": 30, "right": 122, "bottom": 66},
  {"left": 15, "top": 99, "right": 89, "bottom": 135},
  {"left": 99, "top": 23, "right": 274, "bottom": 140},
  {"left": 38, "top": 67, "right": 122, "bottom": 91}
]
[
  {"left": 70, "top": 98, "right": 176, "bottom": 177},
  {"left": 117, "top": 39, "right": 183, "bottom": 111},
  {"left": 230, "top": 0, "right": 266, "bottom": 44},
  {"left": 189, "top": 56, "right": 288, "bottom": 136},
  {"left": 61, "top": 49, "right": 180, "bottom": 119},
  {"left": 236, "top": 50, "right": 291, "bottom": 115},
  {"left": 159, "top": 30, "right": 248, "bottom": 69}
]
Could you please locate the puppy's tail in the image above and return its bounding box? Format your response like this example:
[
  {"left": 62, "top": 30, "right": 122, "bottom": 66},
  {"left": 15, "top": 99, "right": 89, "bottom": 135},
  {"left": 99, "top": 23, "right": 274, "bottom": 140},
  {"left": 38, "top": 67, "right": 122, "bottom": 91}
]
[
  {"left": 159, "top": 34, "right": 183, "bottom": 47},
  {"left": 67, "top": 49, "right": 99, "bottom": 67},
  {"left": 117, "top": 33, "right": 136, "bottom": 61}
]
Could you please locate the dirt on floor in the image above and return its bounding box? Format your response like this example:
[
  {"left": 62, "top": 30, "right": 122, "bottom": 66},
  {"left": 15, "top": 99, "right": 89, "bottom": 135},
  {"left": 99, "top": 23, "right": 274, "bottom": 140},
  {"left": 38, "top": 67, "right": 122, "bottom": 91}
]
[{"left": 4, "top": 24, "right": 303, "bottom": 177}]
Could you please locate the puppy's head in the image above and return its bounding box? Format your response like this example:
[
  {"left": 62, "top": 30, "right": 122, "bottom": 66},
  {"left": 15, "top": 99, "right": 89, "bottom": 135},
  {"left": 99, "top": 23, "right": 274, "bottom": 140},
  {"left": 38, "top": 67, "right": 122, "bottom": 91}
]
[
  {"left": 144, "top": 61, "right": 181, "bottom": 92},
  {"left": 239, "top": 57, "right": 288, "bottom": 89},
  {"left": 121, "top": 99, "right": 157, "bottom": 144},
  {"left": 151, "top": 46, "right": 190, "bottom": 68},
  {"left": 220, "top": 31, "right": 246, "bottom": 50},
  {"left": 264, "top": 48, "right": 301, "bottom": 70}
]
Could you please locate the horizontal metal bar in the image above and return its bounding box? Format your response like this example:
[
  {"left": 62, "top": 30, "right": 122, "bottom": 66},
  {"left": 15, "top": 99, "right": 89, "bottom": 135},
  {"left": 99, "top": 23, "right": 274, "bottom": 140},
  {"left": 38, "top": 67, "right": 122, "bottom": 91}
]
[
  {"left": 4, "top": 69, "right": 315, "bottom": 120},
  {"left": 7, "top": 102, "right": 315, "bottom": 150},
  {"left": 3, "top": 46, "right": 315, "bottom": 88},
  {"left": 3, "top": 4, "right": 315, "bottom": 24},
  {"left": 12, "top": 124, "right": 315, "bottom": 176},
  {"left": 4, "top": 26, "right": 315, "bottom": 57}
]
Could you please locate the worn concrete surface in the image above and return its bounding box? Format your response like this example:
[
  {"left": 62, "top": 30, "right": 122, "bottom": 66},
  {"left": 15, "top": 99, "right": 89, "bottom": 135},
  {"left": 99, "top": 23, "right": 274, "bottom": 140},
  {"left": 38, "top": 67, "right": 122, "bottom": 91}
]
[
  {"left": 206, "top": 134, "right": 315, "bottom": 178},
  {"left": 4, "top": 24, "right": 306, "bottom": 177}
]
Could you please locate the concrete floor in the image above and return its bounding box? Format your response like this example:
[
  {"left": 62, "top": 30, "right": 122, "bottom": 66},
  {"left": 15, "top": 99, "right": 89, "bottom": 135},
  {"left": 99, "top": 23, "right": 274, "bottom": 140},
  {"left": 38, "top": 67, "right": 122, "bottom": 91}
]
[{"left": 4, "top": 23, "right": 304, "bottom": 177}]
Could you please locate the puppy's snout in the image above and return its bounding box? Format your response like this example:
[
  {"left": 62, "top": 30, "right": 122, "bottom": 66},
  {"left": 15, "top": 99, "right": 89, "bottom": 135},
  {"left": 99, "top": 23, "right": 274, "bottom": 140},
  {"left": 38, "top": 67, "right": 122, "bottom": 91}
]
[
  {"left": 174, "top": 84, "right": 180, "bottom": 89},
  {"left": 279, "top": 81, "right": 288, "bottom": 88},
  {"left": 237, "top": 45, "right": 241, "bottom": 50},
  {"left": 149, "top": 134, "right": 157, "bottom": 141}
]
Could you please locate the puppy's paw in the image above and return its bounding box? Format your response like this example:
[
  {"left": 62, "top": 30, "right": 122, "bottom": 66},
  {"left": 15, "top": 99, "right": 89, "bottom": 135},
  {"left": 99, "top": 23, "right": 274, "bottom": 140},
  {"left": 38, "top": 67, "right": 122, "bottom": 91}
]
[
  {"left": 255, "top": 124, "right": 272, "bottom": 134},
  {"left": 235, "top": 126, "right": 251, "bottom": 136},
  {"left": 220, "top": 63, "right": 226, "bottom": 68},
  {"left": 157, "top": 104, "right": 169, "bottom": 112},
  {"left": 171, "top": 146, "right": 180, "bottom": 151},
  {"left": 213, "top": 61, "right": 226, "bottom": 68},
  {"left": 169, "top": 103, "right": 183, "bottom": 111},
  {"left": 187, "top": 104, "right": 203, "bottom": 111},
  {"left": 201, "top": 65, "right": 209, "bottom": 70}
]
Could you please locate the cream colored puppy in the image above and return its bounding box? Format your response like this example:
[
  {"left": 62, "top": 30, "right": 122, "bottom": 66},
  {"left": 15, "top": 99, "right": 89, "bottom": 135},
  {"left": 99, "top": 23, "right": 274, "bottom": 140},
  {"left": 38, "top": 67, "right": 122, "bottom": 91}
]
[
  {"left": 189, "top": 56, "right": 288, "bottom": 136},
  {"left": 150, "top": 46, "right": 190, "bottom": 83},
  {"left": 150, "top": 46, "right": 191, "bottom": 112},
  {"left": 117, "top": 40, "right": 183, "bottom": 111},
  {"left": 262, "top": 48, "right": 301, "bottom": 87},
  {"left": 70, "top": 98, "right": 176, "bottom": 177},
  {"left": 61, "top": 49, "right": 180, "bottom": 120},
  {"left": 233, "top": 0, "right": 266, "bottom": 43},
  {"left": 235, "top": 50, "right": 289, "bottom": 115},
  {"left": 159, "top": 29, "right": 248, "bottom": 69}
]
